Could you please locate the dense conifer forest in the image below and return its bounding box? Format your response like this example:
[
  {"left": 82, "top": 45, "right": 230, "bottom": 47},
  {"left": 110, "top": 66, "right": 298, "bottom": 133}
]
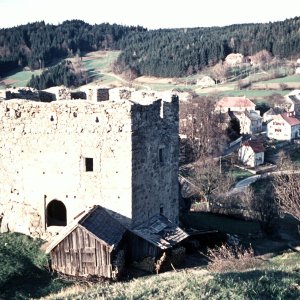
[
  {"left": 0, "top": 17, "right": 299, "bottom": 78},
  {"left": 27, "top": 60, "right": 82, "bottom": 89},
  {"left": 117, "top": 17, "right": 300, "bottom": 77},
  {"left": 0, "top": 20, "right": 145, "bottom": 76}
]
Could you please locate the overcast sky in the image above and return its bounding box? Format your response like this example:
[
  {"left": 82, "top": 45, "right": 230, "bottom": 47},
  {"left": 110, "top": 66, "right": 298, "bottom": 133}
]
[{"left": 0, "top": 0, "right": 299, "bottom": 29}]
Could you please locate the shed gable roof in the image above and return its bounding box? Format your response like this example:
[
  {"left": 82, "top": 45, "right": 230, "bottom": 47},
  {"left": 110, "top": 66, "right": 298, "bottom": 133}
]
[
  {"left": 79, "top": 206, "right": 126, "bottom": 247},
  {"left": 45, "top": 205, "right": 126, "bottom": 253}
]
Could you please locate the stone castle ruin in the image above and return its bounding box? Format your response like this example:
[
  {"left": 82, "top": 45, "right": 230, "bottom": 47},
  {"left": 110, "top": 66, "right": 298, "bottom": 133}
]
[{"left": 0, "top": 87, "right": 180, "bottom": 241}]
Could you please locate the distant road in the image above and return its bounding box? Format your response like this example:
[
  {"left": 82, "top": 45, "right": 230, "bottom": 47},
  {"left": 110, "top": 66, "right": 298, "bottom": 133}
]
[
  {"left": 231, "top": 169, "right": 300, "bottom": 193},
  {"left": 232, "top": 175, "right": 261, "bottom": 192}
]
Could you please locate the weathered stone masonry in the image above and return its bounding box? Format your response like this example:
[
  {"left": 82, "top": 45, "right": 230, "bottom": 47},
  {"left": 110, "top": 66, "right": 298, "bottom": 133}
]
[{"left": 0, "top": 90, "right": 179, "bottom": 239}]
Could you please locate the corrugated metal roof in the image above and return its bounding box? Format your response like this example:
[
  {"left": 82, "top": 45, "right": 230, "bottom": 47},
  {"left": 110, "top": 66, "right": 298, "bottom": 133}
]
[
  {"left": 45, "top": 205, "right": 126, "bottom": 253},
  {"left": 131, "top": 215, "right": 189, "bottom": 250}
]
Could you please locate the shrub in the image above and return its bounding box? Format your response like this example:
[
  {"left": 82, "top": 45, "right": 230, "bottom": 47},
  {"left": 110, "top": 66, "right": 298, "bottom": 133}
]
[{"left": 207, "top": 244, "right": 261, "bottom": 272}]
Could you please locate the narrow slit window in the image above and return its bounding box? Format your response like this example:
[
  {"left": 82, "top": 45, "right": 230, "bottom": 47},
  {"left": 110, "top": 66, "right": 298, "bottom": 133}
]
[
  {"left": 160, "top": 205, "right": 164, "bottom": 215},
  {"left": 85, "top": 157, "right": 94, "bottom": 172},
  {"left": 159, "top": 148, "right": 164, "bottom": 164}
]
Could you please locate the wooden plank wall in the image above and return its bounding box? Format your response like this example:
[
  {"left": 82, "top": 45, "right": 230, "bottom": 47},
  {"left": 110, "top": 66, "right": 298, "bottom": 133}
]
[
  {"left": 129, "top": 234, "right": 160, "bottom": 261},
  {"left": 50, "top": 227, "right": 113, "bottom": 278}
]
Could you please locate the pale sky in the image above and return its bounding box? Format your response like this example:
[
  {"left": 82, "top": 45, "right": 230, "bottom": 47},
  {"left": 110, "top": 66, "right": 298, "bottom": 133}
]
[{"left": 0, "top": 0, "right": 299, "bottom": 29}]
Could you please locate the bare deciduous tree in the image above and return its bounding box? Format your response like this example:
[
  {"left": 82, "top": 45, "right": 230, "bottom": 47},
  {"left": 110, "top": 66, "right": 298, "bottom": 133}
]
[
  {"left": 209, "top": 61, "right": 231, "bottom": 83},
  {"left": 186, "top": 158, "right": 234, "bottom": 201},
  {"left": 267, "top": 93, "right": 290, "bottom": 112},
  {"left": 243, "top": 181, "right": 279, "bottom": 235},
  {"left": 272, "top": 170, "right": 300, "bottom": 229},
  {"left": 251, "top": 49, "right": 273, "bottom": 69},
  {"left": 180, "top": 96, "right": 228, "bottom": 161}
]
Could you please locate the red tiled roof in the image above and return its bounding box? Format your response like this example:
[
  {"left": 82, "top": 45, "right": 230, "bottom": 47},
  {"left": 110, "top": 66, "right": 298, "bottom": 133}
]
[
  {"left": 243, "top": 140, "right": 265, "bottom": 153},
  {"left": 281, "top": 112, "right": 300, "bottom": 126},
  {"left": 217, "top": 97, "right": 255, "bottom": 108}
]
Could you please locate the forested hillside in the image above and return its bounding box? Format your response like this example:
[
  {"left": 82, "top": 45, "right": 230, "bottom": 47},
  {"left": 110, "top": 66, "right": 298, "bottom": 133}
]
[
  {"left": 0, "top": 20, "right": 145, "bottom": 76},
  {"left": 117, "top": 17, "right": 300, "bottom": 77},
  {"left": 0, "top": 17, "right": 299, "bottom": 78}
]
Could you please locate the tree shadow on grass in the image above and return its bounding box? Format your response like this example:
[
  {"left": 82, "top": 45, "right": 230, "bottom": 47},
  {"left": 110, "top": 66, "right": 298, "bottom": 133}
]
[{"left": 0, "top": 253, "right": 73, "bottom": 300}]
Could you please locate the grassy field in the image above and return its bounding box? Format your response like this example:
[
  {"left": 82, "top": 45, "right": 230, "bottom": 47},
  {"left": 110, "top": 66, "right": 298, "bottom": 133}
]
[
  {"left": 81, "top": 50, "right": 122, "bottom": 85},
  {"left": 263, "top": 74, "right": 300, "bottom": 83},
  {"left": 0, "top": 69, "right": 42, "bottom": 88},
  {"left": 1, "top": 52, "right": 299, "bottom": 109},
  {"left": 0, "top": 51, "right": 121, "bottom": 89},
  {"left": 230, "top": 167, "right": 254, "bottom": 181}
]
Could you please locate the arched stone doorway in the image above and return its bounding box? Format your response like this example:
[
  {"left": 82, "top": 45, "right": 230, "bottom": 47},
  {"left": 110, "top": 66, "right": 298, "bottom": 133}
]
[{"left": 46, "top": 200, "right": 67, "bottom": 227}]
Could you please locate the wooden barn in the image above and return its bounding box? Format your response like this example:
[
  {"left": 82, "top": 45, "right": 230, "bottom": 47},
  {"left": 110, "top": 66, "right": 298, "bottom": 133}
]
[{"left": 45, "top": 205, "right": 127, "bottom": 279}]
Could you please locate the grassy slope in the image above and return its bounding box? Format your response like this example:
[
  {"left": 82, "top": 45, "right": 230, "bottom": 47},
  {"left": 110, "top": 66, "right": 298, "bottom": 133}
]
[
  {"left": 44, "top": 251, "right": 300, "bottom": 300},
  {"left": 1, "top": 227, "right": 299, "bottom": 299},
  {"left": 81, "top": 50, "right": 122, "bottom": 85},
  {"left": 1, "top": 51, "right": 299, "bottom": 107},
  {"left": 0, "top": 51, "right": 122, "bottom": 89},
  {"left": 0, "top": 69, "right": 42, "bottom": 88}
]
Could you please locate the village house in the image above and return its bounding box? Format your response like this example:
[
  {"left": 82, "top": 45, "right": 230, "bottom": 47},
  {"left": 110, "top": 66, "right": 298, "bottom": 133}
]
[
  {"left": 295, "top": 58, "right": 300, "bottom": 74},
  {"left": 232, "top": 110, "right": 263, "bottom": 135},
  {"left": 267, "top": 112, "right": 300, "bottom": 141},
  {"left": 196, "top": 76, "right": 215, "bottom": 88},
  {"left": 215, "top": 96, "right": 256, "bottom": 113},
  {"left": 238, "top": 140, "right": 265, "bottom": 167},
  {"left": 262, "top": 107, "right": 283, "bottom": 123},
  {"left": 225, "top": 53, "right": 244, "bottom": 66},
  {"left": 285, "top": 90, "right": 300, "bottom": 117}
]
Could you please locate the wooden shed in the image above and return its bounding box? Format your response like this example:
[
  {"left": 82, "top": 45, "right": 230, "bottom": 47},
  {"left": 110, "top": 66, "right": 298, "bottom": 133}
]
[
  {"left": 45, "top": 205, "right": 127, "bottom": 279},
  {"left": 129, "top": 214, "right": 189, "bottom": 263}
]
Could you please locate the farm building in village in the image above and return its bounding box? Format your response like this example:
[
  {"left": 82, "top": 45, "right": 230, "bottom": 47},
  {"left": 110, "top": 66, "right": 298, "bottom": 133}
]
[{"left": 0, "top": 87, "right": 188, "bottom": 278}]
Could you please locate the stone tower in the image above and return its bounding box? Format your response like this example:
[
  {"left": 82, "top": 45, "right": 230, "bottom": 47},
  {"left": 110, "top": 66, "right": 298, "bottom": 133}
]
[{"left": 0, "top": 88, "right": 179, "bottom": 238}]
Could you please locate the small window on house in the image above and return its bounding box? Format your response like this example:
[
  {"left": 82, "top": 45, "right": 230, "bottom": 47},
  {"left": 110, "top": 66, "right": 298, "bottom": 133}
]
[
  {"left": 85, "top": 157, "right": 94, "bottom": 172},
  {"left": 160, "top": 205, "right": 164, "bottom": 215}
]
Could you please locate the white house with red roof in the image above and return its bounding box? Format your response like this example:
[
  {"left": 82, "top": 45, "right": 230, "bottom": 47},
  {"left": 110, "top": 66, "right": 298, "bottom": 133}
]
[
  {"left": 238, "top": 140, "right": 265, "bottom": 167},
  {"left": 267, "top": 112, "right": 300, "bottom": 141},
  {"left": 215, "top": 96, "right": 256, "bottom": 113}
]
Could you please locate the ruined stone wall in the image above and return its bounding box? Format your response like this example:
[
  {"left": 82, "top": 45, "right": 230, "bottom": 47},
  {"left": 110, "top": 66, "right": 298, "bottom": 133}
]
[
  {"left": 131, "top": 95, "right": 179, "bottom": 226},
  {"left": 0, "top": 99, "right": 133, "bottom": 238},
  {"left": 0, "top": 91, "right": 179, "bottom": 238}
]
